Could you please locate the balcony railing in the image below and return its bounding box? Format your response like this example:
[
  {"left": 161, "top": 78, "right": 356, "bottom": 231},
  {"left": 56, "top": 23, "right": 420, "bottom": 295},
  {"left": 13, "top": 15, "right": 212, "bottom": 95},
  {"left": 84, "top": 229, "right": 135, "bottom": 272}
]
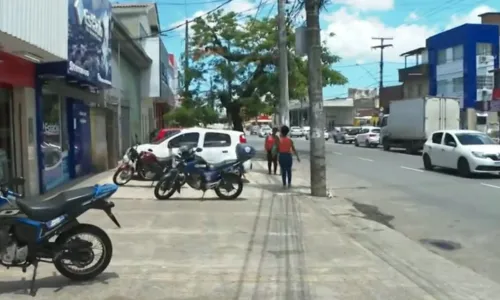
[{"left": 398, "top": 64, "right": 428, "bottom": 82}]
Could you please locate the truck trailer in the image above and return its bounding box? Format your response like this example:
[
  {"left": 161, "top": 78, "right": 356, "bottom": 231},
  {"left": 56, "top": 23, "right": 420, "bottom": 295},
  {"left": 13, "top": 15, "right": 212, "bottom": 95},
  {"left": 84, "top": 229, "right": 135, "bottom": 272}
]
[{"left": 379, "top": 97, "right": 460, "bottom": 154}]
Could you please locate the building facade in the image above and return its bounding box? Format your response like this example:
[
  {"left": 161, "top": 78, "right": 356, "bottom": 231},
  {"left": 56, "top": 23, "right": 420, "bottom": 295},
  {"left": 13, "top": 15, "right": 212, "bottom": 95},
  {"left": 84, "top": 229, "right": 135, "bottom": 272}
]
[
  {"left": 427, "top": 24, "right": 499, "bottom": 129},
  {"left": 0, "top": 0, "right": 70, "bottom": 196},
  {"left": 112, "top": 3, "right": 176, "bottom": 141},
  {"left": 36, "top": 0, "right": 113, "bottom": 193}
]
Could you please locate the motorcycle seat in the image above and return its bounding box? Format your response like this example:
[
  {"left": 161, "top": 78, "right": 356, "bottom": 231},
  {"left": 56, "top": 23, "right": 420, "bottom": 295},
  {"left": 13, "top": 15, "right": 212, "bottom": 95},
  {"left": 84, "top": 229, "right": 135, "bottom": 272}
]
[
  {"left": 16, "top": 187, "right": 96, "bottom": 222},
  {"left": 209, "top": 159, "right": 238, "bottom": 170}
]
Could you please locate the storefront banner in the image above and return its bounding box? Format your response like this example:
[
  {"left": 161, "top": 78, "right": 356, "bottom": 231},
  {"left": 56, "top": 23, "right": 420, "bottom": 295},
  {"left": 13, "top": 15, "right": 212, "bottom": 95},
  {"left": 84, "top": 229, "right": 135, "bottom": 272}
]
[{"left": 68, "top": 0, "right": 112, "bottom": 86}]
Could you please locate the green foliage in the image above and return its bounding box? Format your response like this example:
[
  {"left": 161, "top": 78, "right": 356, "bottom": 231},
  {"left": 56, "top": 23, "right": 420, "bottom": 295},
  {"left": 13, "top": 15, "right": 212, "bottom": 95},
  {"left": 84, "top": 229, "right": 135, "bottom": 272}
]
[
  {"left": 183, "top": 9, "right": 348, "bottom": 130},
  {"left": 163, "top": 104, "right": 219, "bottom": 127}
]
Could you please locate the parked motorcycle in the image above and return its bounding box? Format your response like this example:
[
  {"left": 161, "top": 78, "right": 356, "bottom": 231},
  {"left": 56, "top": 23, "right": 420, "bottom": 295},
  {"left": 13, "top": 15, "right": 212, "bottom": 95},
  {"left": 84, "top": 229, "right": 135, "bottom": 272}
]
[
  {"left": 0, "top": 177, "right": 120, "bottom": 294},
  {"left": 113, "top": 143, "right": 140, "bottom": 186},
  {"left": 136, "top": 150, "right": 173, "bottom": 181},
  {"left": 154, "top": 144, "right": 255, "bottom": 200}
]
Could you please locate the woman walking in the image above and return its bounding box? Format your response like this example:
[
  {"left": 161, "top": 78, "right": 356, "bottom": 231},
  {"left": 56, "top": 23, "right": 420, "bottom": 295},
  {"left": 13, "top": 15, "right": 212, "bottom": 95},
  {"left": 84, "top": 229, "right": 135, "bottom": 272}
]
[
  {"left": 278, "top": 125, "right": 300, "bottom": 188},
  {"left": 264, "top": 127, "right": 279, "bottom": 174}
]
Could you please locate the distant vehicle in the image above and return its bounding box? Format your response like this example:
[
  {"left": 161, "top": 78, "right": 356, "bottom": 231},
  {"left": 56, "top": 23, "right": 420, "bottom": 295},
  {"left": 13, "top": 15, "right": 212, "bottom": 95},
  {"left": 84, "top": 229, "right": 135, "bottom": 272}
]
[
  {"left": 380, "top": 97, "right": 460, "bottom": 154},
  {"left": 304, "top": 129, "right": 330, "bottom": 141},
  {"left": 422, "top": 130, "right": 500, "bottom": 177},
  {"left": 250, "top": 125, "right": 260, "bottom": 135},
  {"left": 302, "top": 126, "right": 310, "bottom": 138},
  {"left": 259, "top": 126, "right": 272, "bottom": 137},
  {"left": 290, "top": 126, "right": 303, "bottom": 138},
  {"left": 334, "top": 127, "right": 360, "bottom": 144},
  {"left": 354, "top": 127, "right": 380, "bottom": 148}
]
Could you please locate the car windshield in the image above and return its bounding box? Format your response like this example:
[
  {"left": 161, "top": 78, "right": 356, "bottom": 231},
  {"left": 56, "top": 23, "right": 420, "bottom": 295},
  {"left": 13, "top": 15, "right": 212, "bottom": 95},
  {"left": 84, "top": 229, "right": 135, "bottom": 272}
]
[
  {"left": 455, "top": 133, "right": 496, "bottom": 145},
  {"left": 347, "top": 129, "right": 359, "bottom": 134},
  {"left": 152, "top": 130, "right": 181, "bottom": 144},
  {"left": 371, "top": 129, "right": 380, "bottom": 133}
]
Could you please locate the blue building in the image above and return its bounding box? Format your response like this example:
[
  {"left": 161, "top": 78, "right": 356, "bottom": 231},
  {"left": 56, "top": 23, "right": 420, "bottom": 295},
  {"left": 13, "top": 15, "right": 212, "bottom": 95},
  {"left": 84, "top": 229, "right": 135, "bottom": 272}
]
[
  {"left": 35, "top": 0, "right": 112, "bottom": 193},
  {"left": 426, "top": 23, "right": 499, "bottom": 127}
]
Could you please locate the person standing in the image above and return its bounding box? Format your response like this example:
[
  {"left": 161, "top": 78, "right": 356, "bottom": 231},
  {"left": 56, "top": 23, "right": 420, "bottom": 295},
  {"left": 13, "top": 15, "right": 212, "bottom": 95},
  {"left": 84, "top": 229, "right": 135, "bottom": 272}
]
[
  {"left": 264, "top": 127, "right": 279, "bottom": 175},
  {"left": 278, "top": 125, "right": 300, "bottom": 188}
]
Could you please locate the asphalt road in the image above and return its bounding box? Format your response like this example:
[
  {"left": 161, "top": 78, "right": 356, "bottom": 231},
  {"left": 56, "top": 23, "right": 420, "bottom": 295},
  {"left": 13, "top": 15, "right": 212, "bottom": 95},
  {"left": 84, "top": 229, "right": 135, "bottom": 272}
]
[{"left": 247, "top": 134, "right": 500, "bottom": 284}]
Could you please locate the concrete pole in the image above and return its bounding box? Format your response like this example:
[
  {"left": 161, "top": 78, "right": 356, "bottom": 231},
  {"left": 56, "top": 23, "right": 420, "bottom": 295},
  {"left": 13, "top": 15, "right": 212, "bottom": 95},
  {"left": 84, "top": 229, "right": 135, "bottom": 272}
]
[
  {"left": 277, "top": 0, "right": 289, "bottom": 126},
  {"left": 117, "top": 42, "right": 123, "bottom": 155}
]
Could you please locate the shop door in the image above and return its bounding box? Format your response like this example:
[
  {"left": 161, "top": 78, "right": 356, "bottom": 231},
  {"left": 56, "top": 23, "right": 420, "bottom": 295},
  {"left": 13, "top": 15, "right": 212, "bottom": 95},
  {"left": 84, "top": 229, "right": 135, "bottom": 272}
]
[
  {"left": 70, "top": 100, "right": 91, "bottom": 177},
  {"left": 0, "top": 88, "right": 13, "bottom": 183}
]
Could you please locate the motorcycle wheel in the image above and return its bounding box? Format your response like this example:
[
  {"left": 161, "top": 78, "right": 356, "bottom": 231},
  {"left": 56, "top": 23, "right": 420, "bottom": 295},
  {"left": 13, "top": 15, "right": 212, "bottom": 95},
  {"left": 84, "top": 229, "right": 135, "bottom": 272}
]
[
  {"left": 154, "top": 178, "right": 177, "bottom": 200},
  {"left": 214, "top": 178, "right": 244, "bottom": 200},
  {"left": 112, "top": 168, "right": 132, "bottom": 186},
  {"left": 138, "top": 168, "right": 156, "bottom": 181},
  {"left": 53, "top": 224, "right": 112, "bottom": 281}
]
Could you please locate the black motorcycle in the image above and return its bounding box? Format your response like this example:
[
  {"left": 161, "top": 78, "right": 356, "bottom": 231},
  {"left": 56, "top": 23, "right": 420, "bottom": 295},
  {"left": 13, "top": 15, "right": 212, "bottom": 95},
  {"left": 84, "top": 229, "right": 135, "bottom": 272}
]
[{"left": 0, "top": 178, "right": 120, "bottom": 294}]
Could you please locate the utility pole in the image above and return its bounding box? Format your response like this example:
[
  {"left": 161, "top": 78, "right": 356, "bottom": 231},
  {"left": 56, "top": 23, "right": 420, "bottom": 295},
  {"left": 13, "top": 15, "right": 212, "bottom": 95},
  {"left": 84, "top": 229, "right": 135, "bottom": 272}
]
[
  {"left": 305, "top": 0, "right": 326, "bottom": 197},
  {"left": 277, "top": 0, "right": 290, "bottom": 126},
  {"left": 371, "top": 37, "right": 393, "bottom": 91},
  {"left": 117, "top": 41, "right": 122, "bottom": 156},
  {"left": 184, "top": 20, "right": 189, "bottom": 96}
]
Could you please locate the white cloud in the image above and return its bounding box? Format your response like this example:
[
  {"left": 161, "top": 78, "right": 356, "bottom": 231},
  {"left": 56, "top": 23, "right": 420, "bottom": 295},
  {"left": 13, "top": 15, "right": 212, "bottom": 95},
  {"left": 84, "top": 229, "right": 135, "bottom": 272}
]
[
  {"left": 445, "top": 5, "right": 494, "bottom": 30},
  {"left": 332, "top": 0, "right": 394, "bottom": 11},
  {"left": 322, "top": 8, "right": 437, "bottom": 62},
  {"left": 405, "top": 12, "right": 419, "bottom": 22}
]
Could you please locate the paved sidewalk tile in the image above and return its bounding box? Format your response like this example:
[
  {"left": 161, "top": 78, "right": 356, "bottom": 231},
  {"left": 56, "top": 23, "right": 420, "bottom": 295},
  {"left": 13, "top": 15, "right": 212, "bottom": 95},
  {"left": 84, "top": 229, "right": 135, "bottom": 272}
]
[{"left": 0, "top": 164, "right": 499, "bottom": 299}]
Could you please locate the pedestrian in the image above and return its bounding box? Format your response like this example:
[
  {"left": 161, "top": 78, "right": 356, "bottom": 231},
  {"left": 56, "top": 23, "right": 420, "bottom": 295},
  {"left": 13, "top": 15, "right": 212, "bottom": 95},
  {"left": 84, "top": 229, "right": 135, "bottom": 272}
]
[
  {"left": 264, "top": 127, "right": 279, "bottom": 174},
  {"left": 278, "top": 125, "right": 300, "bottom": 188}
]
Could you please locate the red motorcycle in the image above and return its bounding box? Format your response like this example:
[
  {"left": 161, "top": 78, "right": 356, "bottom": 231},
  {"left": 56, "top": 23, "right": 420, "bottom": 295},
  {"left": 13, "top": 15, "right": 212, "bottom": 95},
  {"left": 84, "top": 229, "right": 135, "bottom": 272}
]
[
  {"left": 135, "top": 150, "right": 173, "bottom": 181},
  {"left": 112, "top": 144, "right": 140, "bottom": 186}
]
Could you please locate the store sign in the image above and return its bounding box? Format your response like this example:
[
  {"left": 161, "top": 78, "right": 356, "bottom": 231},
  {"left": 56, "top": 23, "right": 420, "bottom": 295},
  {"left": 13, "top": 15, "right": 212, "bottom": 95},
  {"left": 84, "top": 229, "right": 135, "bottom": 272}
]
[{"left": 68, "top": 0, "right": 112, "bottom": 86}]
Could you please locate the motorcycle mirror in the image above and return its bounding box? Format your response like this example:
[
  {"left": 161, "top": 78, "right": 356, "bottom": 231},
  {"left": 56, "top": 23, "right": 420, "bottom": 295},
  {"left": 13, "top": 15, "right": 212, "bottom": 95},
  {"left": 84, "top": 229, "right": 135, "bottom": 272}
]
[
  {"left": 147, "top": 149, "right": 153, "bottom": 152},
  {"left": 195, "top": 147, "right": 203, "bottom": 153}
]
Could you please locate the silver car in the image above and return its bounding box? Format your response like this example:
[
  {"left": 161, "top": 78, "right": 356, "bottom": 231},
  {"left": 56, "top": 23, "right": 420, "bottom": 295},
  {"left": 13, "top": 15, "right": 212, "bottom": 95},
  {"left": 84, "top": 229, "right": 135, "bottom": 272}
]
[{"left": 334, "top": 127, "right": 360, "bottom": 144}]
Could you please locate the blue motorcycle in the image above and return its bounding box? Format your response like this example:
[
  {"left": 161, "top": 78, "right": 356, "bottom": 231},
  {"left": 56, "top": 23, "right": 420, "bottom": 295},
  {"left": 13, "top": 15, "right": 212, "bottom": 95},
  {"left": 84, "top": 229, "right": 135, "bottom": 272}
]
[
  {"left": 154, "top": 144, "right": 255, "bottom": 200},
  {"left": 0, "top": 177, "right": 120, "bottom": 294}
]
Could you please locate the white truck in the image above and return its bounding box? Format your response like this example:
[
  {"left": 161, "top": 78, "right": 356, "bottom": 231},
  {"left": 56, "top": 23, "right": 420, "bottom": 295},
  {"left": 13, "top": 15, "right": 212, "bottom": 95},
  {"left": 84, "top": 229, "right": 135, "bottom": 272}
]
[{"left": 379, "top": 97, "right": 460, "bottom": 154}]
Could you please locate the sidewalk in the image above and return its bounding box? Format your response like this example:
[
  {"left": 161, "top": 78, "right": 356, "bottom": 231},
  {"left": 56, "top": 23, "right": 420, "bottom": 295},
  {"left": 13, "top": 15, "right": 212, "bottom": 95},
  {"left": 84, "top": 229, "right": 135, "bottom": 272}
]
[{"left": 0, "top": 162, "right": 499, "bottom": 299}]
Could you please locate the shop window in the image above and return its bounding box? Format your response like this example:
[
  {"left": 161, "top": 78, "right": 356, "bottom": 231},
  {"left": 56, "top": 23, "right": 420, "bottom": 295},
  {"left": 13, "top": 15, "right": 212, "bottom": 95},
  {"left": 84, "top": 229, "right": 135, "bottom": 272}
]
[{"left": 41, "top": 92, "right": 70, "bottom": 191}]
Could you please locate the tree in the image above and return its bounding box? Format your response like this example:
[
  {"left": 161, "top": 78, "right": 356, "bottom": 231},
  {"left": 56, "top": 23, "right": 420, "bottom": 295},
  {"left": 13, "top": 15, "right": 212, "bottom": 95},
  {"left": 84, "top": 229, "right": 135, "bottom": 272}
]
[
  {"left": 163, "top": 104, "right": 219, "bottom": 127},
  {"left": 184, "top": 10, "right": 347, "bottom": 131}
]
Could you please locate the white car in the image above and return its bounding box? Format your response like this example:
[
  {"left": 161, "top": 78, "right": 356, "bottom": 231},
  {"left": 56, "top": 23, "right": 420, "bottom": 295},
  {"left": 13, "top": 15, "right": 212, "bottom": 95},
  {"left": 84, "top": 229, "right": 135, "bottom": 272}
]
[
  {"left": 290, "top": 126, "right": 303, "bottom": 138},
  {"left": 131, "top": 128, "right": 252, "bottom": 172},
  {"left": 304, "top": 129, "right": 330, "bottom": 140},
  {"left": 422, "top": 130, "right": 500, "bottom": 177},
  {"left": 354, "top": 127, "right": 380, "bottom": 147},
  {"left": 302, "top": 126, "right": 310, "bottom": 138},
  {"left": 259, "top": 126, "right": 272, "bottom": 137}
]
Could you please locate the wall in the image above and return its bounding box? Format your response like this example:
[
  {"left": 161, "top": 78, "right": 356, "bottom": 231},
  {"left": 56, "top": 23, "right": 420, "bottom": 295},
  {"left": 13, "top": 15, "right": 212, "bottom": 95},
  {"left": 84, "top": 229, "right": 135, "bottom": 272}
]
[
  {"left": 325, "top": 107, "right": 354, "bottom": 126},
  {"left": 427, "top": 24, "right": 499, "bottom": 109},
  {"left": 142, "top": 37, "right": 160, "bottom": 98},
  {"left": 159, "top": 40, "right": 170, "bottom": 101},
  {"left": 0, "top": 0, "right": 68, "bottom": 60},
  {"left": 89, "top": 107, "right": 108, "bottom": 171},
  {"left": 403, "top": 78, "right": 428, "bottom": 99}
]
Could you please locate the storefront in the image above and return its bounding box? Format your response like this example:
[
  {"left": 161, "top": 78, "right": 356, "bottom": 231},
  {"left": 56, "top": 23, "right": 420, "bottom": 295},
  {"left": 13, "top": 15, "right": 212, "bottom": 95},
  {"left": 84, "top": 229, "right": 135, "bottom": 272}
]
[
  {"left": 0, "top": 51, "right": 36, "bottom": 192},
  {"left": 36, "top": 0, "right": 112, "bottom": 193}
]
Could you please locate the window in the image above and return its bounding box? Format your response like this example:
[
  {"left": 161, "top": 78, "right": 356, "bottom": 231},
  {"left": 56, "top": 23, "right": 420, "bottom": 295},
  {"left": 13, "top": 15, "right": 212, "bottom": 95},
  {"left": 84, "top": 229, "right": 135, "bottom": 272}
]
[
  {"left": 431, "top": 132, "right": 443, "bottom": 144},
  {"left": 360, "top": 128, "right": 369, "bottom": 134},
  {"left": 203, "top": 132, "right": 231, "bottom": 147},
  {"left": 437, "top": 80, "right": 448, "bottom": 95},
  {"left": 370, "top": 128, "right": 380, "bottom": 133},
  {"left": 443, "top": 133, "right": 456, "bottom": 146},
  {"left": 477, "top": 43, "right": 492, "bottom": 56},
  {"left": 455, "top": 132, "right": 495, "bottom": 145},
  {"left": 477, "top": 75, "right": 494, "bottom": 89},
  {"left": 452, "top": 77, "right": 463, "bottom": 93},
  {"left": 437, "top": 49, "right": 446, "bottom": 64},
  {"left": 168, "top": 132, "right": 199, "bottom": 148},
  {"left": 452, "top": 45, "right": 463, "bottom": 61},
  {"left": 153, "top": 129, "right": 181, "bottom": 144}
]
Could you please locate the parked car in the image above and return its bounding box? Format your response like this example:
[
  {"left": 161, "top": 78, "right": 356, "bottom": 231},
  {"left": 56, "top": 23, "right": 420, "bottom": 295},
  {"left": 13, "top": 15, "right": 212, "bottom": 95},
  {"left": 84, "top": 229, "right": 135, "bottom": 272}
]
[
  {"left": 304, "top": 129, "right": 330, "bottom": 141},
  {"left": 422, "top": 130, "right": 500, "bottom": 177},
  {"left": 250, "top": 125, "right": 260, "bottom": 135},
  {"left": 333, "top": 127, "right": 359, "bottom": 143},
  {"left": 132, "top": 128, "right": 252, "bottom": 172},
  {"left": 302, "top": 126, "right": 310, "bottom": 138},
  {"left": 259, "top": 126, "right": 272, "bottom": 137},
  {"left": 354, "top": 127, "right": 380, "bottom": 147},
  {"left": 290, "top": 126, "right": 303, "bottom": 138},
  {"left": 152, "top": 128, "right": 183, "bottom": 143}
]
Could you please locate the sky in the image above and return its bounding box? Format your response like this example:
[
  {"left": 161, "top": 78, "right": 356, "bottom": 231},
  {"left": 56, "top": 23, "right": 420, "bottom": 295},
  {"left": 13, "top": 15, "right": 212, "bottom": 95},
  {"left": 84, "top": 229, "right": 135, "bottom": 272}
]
[{"left": 113, "top": 0, "right": 499, "bottom": 100}]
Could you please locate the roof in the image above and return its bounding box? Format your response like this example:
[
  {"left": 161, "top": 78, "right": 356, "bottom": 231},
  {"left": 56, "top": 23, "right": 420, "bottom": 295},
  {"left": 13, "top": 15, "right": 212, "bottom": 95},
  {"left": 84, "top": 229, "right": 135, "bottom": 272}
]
[
  {"left": 400, "top": 47, "right": 426, "bottom": 57},
  {"left": 112, "top": 2, "right": 160, "bottom": 30},
  {"left": 112, "top": 3, "right": 155, "bottom": 8},
  {"left": 434, "top": 129, "right": 484, "bottom": 134},
  {"left": 478, "top": 12, "right": 500, "bottom": 17}
]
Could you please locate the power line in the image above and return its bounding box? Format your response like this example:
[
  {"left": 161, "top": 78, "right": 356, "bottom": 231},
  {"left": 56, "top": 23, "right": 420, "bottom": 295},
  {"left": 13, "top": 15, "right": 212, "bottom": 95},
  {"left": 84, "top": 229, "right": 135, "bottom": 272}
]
[{"left": 371, "top": 37, "right": 393, "bottom": 91}]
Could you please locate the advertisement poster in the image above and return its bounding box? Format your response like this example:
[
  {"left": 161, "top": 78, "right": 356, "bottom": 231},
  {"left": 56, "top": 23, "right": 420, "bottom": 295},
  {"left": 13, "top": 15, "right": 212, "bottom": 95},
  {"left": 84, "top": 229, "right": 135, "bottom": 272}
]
[{"left": 68, "top": 0, "right": 112, "bottom": 86}]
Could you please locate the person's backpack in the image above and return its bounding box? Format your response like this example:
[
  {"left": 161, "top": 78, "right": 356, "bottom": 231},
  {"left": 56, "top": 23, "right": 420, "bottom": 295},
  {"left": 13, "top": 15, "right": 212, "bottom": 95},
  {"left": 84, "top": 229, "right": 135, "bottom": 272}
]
[{"left": 265, "top": 135, "right": 275, "bottom": 151}]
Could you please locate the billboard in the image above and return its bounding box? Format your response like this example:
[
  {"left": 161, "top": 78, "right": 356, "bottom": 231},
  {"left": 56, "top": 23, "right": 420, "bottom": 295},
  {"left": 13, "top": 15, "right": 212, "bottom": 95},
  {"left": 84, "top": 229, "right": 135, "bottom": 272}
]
[{"left": 68, "top": 0, "right": 112, "bottom": 86}]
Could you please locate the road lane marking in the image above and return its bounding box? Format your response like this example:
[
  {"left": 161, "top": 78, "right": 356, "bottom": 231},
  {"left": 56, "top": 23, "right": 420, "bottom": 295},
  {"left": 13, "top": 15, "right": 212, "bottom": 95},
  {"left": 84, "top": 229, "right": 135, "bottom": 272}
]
[
  {"left": 480, "top": 183, "right": 500, "bottom": 189},
  {"left": 333, "top": 152, "right": 343, "bottom": 155},
  {"left": 400, "top": 166, "right": 424, "bottom": 173},
  {"left": 356, "top": 157, "right": 373, "bottom": 162}
]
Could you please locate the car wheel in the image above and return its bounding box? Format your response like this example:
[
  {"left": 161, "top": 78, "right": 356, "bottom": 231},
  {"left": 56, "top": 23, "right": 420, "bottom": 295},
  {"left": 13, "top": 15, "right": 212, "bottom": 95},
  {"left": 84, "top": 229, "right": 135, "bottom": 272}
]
[
  {"left": 423, "top": 154, "right": 433, "bottom": 170},
  {"left": 382, "top": 138, "right": 390, "bottom": 151},
  {"left": 457, "top": 157, "right": 471, "bottom": 177},
  {"left": 334, "top": 138, "right": 338, "bottom": 143},
  {"left": 354, "top": 140, "right": 359, "bottom": 147},
  {"left": 364, "top": 140, "right": 369, "bottom": 148}
]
